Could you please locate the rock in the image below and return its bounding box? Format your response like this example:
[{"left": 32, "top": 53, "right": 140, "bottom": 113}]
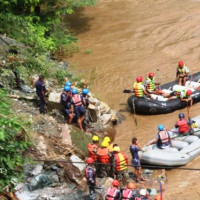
[
  {"left": 29, "top": 174, "right": 52, "bottom": 191},
  {"left": 48, "top": 91, "right": 61, "bottom": 104},
  {"left": 36, "top": 136, "right": 47, "bottom": 157},
  {"left": 88, "top": 108, "right": 98, "bottom": 123},
  {"left": 70, "top": 155, "right": 85, "bottom": 172},
  {"left": 60, "top": 124, "right": 72, "bottom": 145},
  {"left": 31, "top": 165, "right": 43, "bottom": 176},
  {"left": 99, "top": 102, "right": 110, "bottom": 114},
  {"left": 20, "top": 83, "right": 34, "bottom": 94},
  {"left": 100, "top": 114, "right": 111, "bottom": 125}
]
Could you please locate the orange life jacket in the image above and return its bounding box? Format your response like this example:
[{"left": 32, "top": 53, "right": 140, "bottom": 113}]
[
  {"left": 88, "top": 143, "right": 98, "bottom": 160},
  {"left": 97, "top": 148, "right": 110, "bottom": 164},
  {"left": 106, "top": 187, "right": 118, "bottom": 200},
  {"left": 158, "top": 131, "right": 169, "bottom": 144},
  {"left": 72, "top": 94, "right": 82, "bottom": 107},
  {"left": 122, "top": 189, "right": 134, "bottom": 200},
  {"left": 114, "top": 152, "right": 128, "bottom": 172},
  {"left": 176, "top": 119, "right": 189, "bottom": 133}
]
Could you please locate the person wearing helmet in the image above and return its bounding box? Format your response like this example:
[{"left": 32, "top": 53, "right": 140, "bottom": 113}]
[
  {"left": 96, "top": 141, "right": 111, "bottom": 178},
  {"left": 146, "top": 124, "right": 171, "bottom": 149},
  {"left": 112, "top": 146, "right": 129, "bottom": 186},
  {"left": 175, "top": 113, "right": 194, "bottom": 134},
  {"left": 85, "top": 157, "right": 96, "bottom": 200},
  {"left": 88, "top": 135, "right": 99, "bottom": 161},
  {"left": 105, "top": 180, "right": 121, "bottom": 200},
  {"left": 145, "top": 72, "right": 166, "bottom": 97},
  {"left": 103, "top": 136, "right": 113, "bottom": 152},
  {"left": 133, "top": 76, "right": 152, "bottom": 99},
  {"left": 179, "top": 89, "right": 193, "bottom": 108},
  {"left": 176, "top": 60, "right": 189, "bottom": 86},
  {"left": 121, "top": 182, "right": 137, "bottom": 200},
  {"left": 60, "top": 86, "right": 73, "bottom": 124},
  {"left": 130, "top": 138, "right": 145, "bottom": 182},
  {"left": 71, "top": 88, "right": 86, "bottom": 132}
]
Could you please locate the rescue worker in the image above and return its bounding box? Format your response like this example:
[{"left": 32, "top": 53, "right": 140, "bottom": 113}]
[
  {"left": 121, "top": 182, "right": 137, "bottom": 200},
  {"left": 146, "top": 124, "right": 172, "bottom": 149},
  {"left": 145, "top": 72, "right": 166, "bottom": 96},
  {"left": 176, "top": 60, "right": 189, "bottom": 86},
  {"left": 88, "top": 135, "right": 99, "bottom": 161},
  {"left": 175, "top": 113, "right": 194, "bottom": 134},
  {"left": 105, "top": 179, "right": 121, "bottom": 200},
  {"left": 133, "top": 76, "right": 152, "bottom": 99},
  {"left": 96, "top": 141, "right": 110, "bottom": 177},
  {"left": 35, "top": 75, "right": 48, "bottom": 114},
  {"left": 103, "top": 136, "right": 113, "bottom": 152},
  {"left": 60, "top": 85, "right": 73, "bottom": 123},
  {"left": 112, "top": 146, "right": 129, "bottom": 186},
  {"left": 130, "top": 138, "right": 145, "bottom": 182},
  {"left": 85, "top": 157, "right": 96, "bottom": 200},
  {"left": 179, "top": 89, "right": 193, "bottom": 107},
  {"left": 71, "top": 88, "right": 86, "bottom": 132}
]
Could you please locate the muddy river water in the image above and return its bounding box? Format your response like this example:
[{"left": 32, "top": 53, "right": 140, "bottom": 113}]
[{"left": 68, "top": 0, "right": 200, "bottom": 199}]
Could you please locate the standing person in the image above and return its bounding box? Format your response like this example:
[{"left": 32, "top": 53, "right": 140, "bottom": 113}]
[
  {"left": 176, "top": 60, "right": 189, "bottom": 86},
  {"left": 85, "top": 157, "right": 96, "bottom": 200},
  {"left": 105, "top": 180, "right": 121, "bottom": 200},
  {"left": 35, "top": 75, "right": 48, "bottom": 114},
  {"left": 121, "top": 182, "right": 137, "bottom": 200},
  {"left": 71, "top": 88, "right": 86, "bottom": 132},
  {"left": 146, "top": 124, "right": 172, "bottom": 149},
  {"left": 88, "top": 135, "right": 99, "bottom": 161},
  {"left": 112, "top": 146, "right": 129, "bottom": 186},
  {"left": 130, "top": 138, "right": 145, "bottom": 182}
]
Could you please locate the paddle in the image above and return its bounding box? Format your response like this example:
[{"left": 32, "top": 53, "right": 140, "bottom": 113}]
[
  {"left": 132, "top": 98, "right": 138, "bottom": 126},
  {"left": 123, "top": 89, "right": 134, "bottom": 93},
  {"left": 156, "top": 68, "right": 161, "bottom": 90}
]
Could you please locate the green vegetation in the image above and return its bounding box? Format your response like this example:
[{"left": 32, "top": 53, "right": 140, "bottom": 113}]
[{"left": 0, "top": 89, "right": 30, "bottom": 190}]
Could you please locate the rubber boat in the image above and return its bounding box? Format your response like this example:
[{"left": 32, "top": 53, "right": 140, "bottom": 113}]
[
  {"left": 127, "top": 72, "right": 200, "bottom": 114},
  {"left": 140, "top": 115, "right": 200, "bottom": 166}
]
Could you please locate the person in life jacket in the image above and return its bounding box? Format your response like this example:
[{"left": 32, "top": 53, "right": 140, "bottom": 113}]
[
  {"left": 175, "top": 113, "right": 194, "bottom": 134},
  {"left": 146, "top": 124, "right": 172, "bottom": 149},
  {"left": 85, "top": 157, "right": 96, "bottom": 200},
  {"left": 102, "top": 136, "right": 113, "bottom": 152},
  {"left": 88, "top": 135, "right": 99, "bottom": 161},
  {"left": 60, "top": 85, "right": 73, "bottom": 124},
  {"left": 121, "top": 182, "right": 137, "bottom": 200},
  {"left": 71, "top": 88, "right": 86, "bottom": 132},
  {"left": 176, "top": 60, "right": 189, "bottom": 86},
  {"left": 130, "top": 138, "right": 145, "bottom": 183},
  {"left": 105, "top": 179, "right": 121, "bottom": 200},
  {"left": 179, "top": 89, "right": 193, "bottom": 107},
  {"left": 96, "top": 141, "right": 111, "bottom": 178},
  {"left": 112, "top": 146, "right": 129, "bottom": 187},
  {"left": 133, "top": 76, "right": 152, "bottom": 99},
  {"left": 145, "top": 72, "right": 166, "bottom": 97}
]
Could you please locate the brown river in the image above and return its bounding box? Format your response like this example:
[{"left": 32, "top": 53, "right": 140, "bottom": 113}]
[{"left": 68, "top": 0, "right": 200, "bottom": 199}]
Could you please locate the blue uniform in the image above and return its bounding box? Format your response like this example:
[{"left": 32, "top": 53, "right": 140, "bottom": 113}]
[
  {"left": 61, "top": 92, "right": 71, "bottom": 117},
  {"left": 130, "top": 145, "right": 141, "bottom": 169}
]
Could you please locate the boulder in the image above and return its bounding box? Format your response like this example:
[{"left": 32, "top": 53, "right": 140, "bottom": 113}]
[
  {"left": 36, "top": 136, "right": 47, "bottom": 157},
  {"left": 60, "top": 124, "right": 72, "bottom": 145},
  {"left": 70, "top": 155, "right": 85, "bottom": 172},
  {"left": 100, "top": 114, "right": 111, "bottom": 125},
  {"left": 31, "top": 165, "right": 43, "bottom": 176},
  {"left": 99, "top": 102, "right": 110, "bottom": 114},
  {"left": 48, "top": 91, "right": 62, "bottom": 104}
]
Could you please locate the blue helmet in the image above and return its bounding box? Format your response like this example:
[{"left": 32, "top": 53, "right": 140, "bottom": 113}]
[
  {"left": 158, "top": 124, "right": 164, "bottom": 131},
  {"left": 72, "top": 88, "right": 77, "bottom": 94},
  {"left": 82, "top": 88, "right": 89, "bottom": 95},
  {"left": 179, "top": 113, "right": 185, "bottom": 119},
  {"left": 64, "top": 86, "right": 70, "bottom": 92},
  {"left": 65, "top": 81, "right": 72, "bottom": 86}
]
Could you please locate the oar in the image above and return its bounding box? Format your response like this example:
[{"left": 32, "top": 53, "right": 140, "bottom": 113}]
[
  {"left": 132, "top": 98, "right": 138, "bottom": 126},
  {"left": 123, "top": 89, "right": 134, "bottom": 93},
  {"left": 157, "top": 68, "right": 161, "bottom": 90}
]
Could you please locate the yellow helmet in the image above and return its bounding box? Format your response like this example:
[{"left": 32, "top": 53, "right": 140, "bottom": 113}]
[
  {"left": 92, "top": 135, "right": 99, "bottom": 141},
  {"left": 101, "top": 141, "right": 109, "bottom": 147},
  {"left": 103, "top": 136, "right": 111, "bottom": 143},
  {"left": 113, "top": 146, "right": 120, "bottom": 152}
]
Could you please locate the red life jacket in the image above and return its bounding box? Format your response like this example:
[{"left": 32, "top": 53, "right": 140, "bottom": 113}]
[
  {"left": 158, "top": 131, "right": 169, "bottom": 144},
  {"left": 106, "top": 187, "right": 118, "bottom": 200},
  {"left": 88, "top": 143, "right": 98, "bottom": 160},
  {"left": 97, "top": 148, "right": 110, "bottom": 164},
  {"left": 122, "top": 189, "right": 133, "bottom": 200},
  {"left": 72, "top": 94, "right": 82, "bottom": 107},
  {"left": 176, "top": 119, "right": 189, "bottom": 133},
  {"left": 114, "top": 152, "right": 128, "bottom": 172}
]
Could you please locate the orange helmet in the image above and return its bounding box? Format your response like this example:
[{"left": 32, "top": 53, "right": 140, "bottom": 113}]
[
  {"left": 154, "top": 194, "right": 160, "bottom": 200},
  {"left": 112, "top": 180, "right": 120, "bottom": 187},
  {"left": 148, "top": 72, "right": 154, "bottom": 77},
  {"left": 186, "top": 89, "right": 192, "bottom": 96},
  {"left": 86, "top": 157, "right": 94, "bottom": 164},
  {"left": 178, "top": 61, "right": 184, "bottom": 67},
  {"left": 127, "top": 182, "right": 136, "bottom": 189},
  {"left": 136, "top": 76, "right": 143, "bottom": 83}
]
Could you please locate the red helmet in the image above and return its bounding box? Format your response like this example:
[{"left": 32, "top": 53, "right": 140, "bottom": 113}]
[
  {"left": 86, "top": 157, "right": 94, "bottom": 164},
  {"left": 186, "top": 89, "right": 192, "bottom": 96},
  {"left": 178, "top": 61, "right": 184, "bottom": 67},
  {"left": 136, "top": 76, "right": 143, "bottom": 83},
  {"left": 148, "top": 72, "right": 154, "bottom": 77},
  {"left": 112, "top": 179, "right": 120, "bottom": 187}
]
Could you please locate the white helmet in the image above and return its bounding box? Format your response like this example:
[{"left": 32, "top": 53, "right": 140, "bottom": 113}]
[{"left": 140, "top": 189, "right": 147, "bottom": 196}]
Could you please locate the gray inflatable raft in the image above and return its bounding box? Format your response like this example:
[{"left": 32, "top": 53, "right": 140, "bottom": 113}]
[{"left": 141, "top": 116, "right": 200, "bottom": 166}]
